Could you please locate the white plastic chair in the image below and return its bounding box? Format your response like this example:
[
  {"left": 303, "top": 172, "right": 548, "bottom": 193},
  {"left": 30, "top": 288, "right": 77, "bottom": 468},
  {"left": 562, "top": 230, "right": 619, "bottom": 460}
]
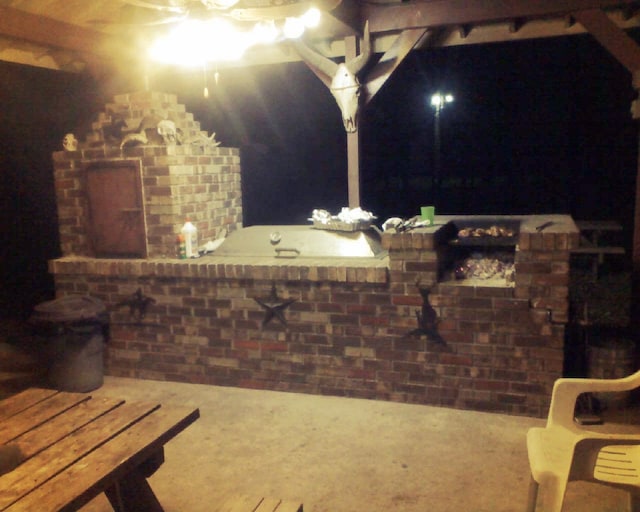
[{"left": 526, "top": 369, "right": 640, "bottom": 512}]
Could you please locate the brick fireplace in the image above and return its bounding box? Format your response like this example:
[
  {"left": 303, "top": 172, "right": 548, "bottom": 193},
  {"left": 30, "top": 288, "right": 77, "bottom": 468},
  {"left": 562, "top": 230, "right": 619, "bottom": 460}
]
[{"left": 50, "top": 91, "right": 580, "bottom": 417}]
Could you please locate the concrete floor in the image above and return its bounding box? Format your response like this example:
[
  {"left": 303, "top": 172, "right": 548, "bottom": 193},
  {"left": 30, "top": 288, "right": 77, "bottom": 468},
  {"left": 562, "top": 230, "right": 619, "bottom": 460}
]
[{"left": 72, "top": 376, "right": 637, "bottom": 512}]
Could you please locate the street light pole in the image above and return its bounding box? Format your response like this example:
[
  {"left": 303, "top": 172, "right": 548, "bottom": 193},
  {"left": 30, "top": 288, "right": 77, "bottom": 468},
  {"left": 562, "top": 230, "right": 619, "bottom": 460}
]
[{"left": 430, "top": 92, "right": 453, "bottom": 205}]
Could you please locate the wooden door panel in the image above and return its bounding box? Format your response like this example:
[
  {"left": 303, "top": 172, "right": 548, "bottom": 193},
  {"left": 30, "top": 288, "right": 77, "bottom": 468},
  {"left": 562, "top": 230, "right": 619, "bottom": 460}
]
[{"left": 86, "top": 160, "right": 146, "bottom": 258}]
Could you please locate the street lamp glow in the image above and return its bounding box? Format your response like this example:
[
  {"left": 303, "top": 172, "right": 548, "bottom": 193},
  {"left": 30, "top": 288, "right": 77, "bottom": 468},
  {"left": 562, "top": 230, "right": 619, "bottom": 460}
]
[
  {"left": 429, "top": 91, "right": 454, "bottom": 206},
  {"left": 431, "top": 93, "right": 454, "bottom": 108}
]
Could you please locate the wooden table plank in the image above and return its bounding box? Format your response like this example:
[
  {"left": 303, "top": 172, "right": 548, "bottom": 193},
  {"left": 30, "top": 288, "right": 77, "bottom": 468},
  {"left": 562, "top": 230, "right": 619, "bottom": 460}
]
[
  {"left": 217, "top": 495, "right": 262, "bottom": 512},
  {"left": 0, "top": 391, "right": 89, "bottom": 444},
  {"left": 13, "top": 397, "right": 124, "bottom": 458},
  {"left": 274, "top": 501, "right": 303, "bottom": 512},
  {"left": 0, "top": 401, "right": 159, "bottom": 510},
  {"left": 257, "top": 497, "right": 285, "bottom": 512},
  {"left": 4, "top": 404, "right": 200, "bottom": 512},
  {"left": 0, "top": 388, "right": 58, "bottom": 422},
  {"left": 217, "top": 496, "right": 303, "bottom": 512}
]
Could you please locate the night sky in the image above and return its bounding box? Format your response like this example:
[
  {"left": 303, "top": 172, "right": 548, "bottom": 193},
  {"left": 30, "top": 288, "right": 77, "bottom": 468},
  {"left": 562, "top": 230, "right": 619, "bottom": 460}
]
[{"left": 1, "top": 29, "right": 639, "bottom": 315}]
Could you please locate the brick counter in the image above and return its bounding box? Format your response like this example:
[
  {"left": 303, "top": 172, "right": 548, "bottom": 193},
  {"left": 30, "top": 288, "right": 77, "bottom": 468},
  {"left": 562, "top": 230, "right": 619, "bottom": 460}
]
[
  {"left": 49, "top": 215, "right": 578, "bottom": 417},
  {"left": 50, "top": 92, "right": 579, "bottom": 417}
]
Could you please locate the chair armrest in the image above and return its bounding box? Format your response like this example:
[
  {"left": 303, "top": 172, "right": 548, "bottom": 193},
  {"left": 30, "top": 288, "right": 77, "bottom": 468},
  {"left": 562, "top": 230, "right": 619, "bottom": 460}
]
[{"left": 547, "top": 370, "right": 640, "bottom": 428}]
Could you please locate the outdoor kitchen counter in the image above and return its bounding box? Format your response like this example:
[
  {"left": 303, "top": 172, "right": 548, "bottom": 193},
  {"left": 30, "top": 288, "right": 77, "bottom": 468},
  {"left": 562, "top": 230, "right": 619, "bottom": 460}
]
[
  {"left": 48, "top": 254, "right": 390, "bottom": 283},
  {"left": 49, "top": 215, "right": 579, "bottom": 284},
  {"left": 380, "top": 214, "right": 580, "bottom": 250},
  {"left": 47, "top": 214, "right": 578, "bottom": 416},
  {"left": 411, "top": 214, "right": 580, "bottom": 235}
]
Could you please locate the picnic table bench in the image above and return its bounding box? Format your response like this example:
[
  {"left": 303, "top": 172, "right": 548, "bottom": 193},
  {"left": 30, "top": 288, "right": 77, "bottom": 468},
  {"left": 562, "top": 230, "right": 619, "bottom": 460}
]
[
  {"left": 572, "top": 220, "right": 626, "bottom": 278},
  {"left": 0, "top": 387, "right": 200, "bottom": 511}
]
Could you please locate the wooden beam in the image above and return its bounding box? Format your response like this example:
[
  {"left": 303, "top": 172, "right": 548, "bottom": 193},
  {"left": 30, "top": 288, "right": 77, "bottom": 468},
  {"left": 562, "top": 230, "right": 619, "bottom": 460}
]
[
  {"left": 345, "top": 34, "right": 360, "bottom": 208},
  {"left": 363, "top": 0, "right": 640, "bottom": 34},
  {"left": 572, "top": 9, "right": 640, "bottom": 73},
  {"left": 347, "top": 129, "right": 360, "bottom": 208},
  {"left": 365, "top": 28, "right": 429, "bottom": 103},
  {"left": 458, "top": 24, "right": 472, "bottom": 39},
  {"left": 0, "top": 6, "right": 118, "bottom": 56},
  {"left": 509, "top": 18, "right": 525, "bottom": 33},
  {"left": 319, "top": 0, "right": 361, "bottom": 38},
  {"left": 621, "top": 6, "right": 639, "bottom": 20},
  {"left": 564, "top": 14, "right": 577, "bottom": 28},
  {"left": 631, "top": 129, "right": 640, "bottom": 334}
]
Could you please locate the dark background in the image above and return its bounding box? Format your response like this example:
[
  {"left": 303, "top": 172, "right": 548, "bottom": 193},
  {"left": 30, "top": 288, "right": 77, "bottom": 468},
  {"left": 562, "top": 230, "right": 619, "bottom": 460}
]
[{"left": 1, "top": 31, "right": 638, "bottom": 317}]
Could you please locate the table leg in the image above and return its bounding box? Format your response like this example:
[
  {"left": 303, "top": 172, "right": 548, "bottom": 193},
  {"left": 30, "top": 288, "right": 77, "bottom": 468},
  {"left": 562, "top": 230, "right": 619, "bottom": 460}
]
[
  {"left": 105, "top": 466, "right": 164, "bottom": 512},
  {"left": 140, "top": 448, "right": 165, "bottom": 478}
]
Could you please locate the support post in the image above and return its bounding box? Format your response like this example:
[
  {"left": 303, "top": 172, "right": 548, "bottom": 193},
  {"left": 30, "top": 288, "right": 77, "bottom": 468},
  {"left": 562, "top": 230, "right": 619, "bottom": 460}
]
[
  {"left": 347, "top": 130, "right": 360, "bottom": 208},
  {"left": 345, "top": 34, "right": 360, "bottom": 208},
  {"left": 630, "top": 71, "right": 640, "bottom": 333},
  {"left": 433, "top": 104, "right": 441, "bottom": 205}
]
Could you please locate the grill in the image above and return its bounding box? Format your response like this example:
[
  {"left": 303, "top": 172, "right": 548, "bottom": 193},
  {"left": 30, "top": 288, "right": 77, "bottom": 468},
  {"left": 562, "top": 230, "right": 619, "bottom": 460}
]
[
  {"left": 214, "top": 225, "right": 387, "bottom": 259},
  {"left": 448, "top": 219, "right": 520, "bottom": 247}
]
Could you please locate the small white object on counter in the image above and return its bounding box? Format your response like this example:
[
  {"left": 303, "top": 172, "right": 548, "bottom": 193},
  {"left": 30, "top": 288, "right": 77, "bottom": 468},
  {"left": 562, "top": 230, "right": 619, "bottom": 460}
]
[
  {"left": 181, "top": 219, "right": 198, "bottom": 258},
  {"left": 199, "top": 228, "right": 227, "bottom": 254},
  {"left": 310, "top": 207, "right": 376, "bottom": 225}
]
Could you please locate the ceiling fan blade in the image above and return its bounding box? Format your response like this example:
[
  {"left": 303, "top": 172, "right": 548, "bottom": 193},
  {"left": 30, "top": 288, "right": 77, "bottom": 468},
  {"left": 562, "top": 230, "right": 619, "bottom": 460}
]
[
  {"left": 229, "top": 0, "right": 341, "bottom": 21},
  {"left": 201, "top": 0, "right": 241, "bottom": 8},
  {"left": 121, "top": 0, "right": 187, "bottom": 14},
  {"left": 93, "top": 15, "right": 189, "bottom": 27}
]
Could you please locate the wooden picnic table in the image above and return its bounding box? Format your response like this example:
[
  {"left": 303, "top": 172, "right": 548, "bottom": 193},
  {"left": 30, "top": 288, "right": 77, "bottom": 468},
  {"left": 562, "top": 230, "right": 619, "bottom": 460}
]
[{"left": 0, "top": 387, "right": 200, "bottom": 511}]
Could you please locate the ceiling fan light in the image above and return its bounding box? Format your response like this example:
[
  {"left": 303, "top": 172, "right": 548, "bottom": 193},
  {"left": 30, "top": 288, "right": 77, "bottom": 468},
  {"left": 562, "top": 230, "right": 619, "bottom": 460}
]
[
  {"left": 252, "top": 20, "right": 278, "bottom": 44},
  {"left": 149, "top": 18, "right": 250, "bottom": 65},
  {"left": 283, "top": 17, "right": 305, "bottom": 39},
  {"left": 203, "top": 19, "right": 250, "bottom": 60},
  {"left": 301, "top": 8, "right": 321, "bottom": 28},
  {"left": 202, "top": 0, "right": 240, "bottom": 8}
]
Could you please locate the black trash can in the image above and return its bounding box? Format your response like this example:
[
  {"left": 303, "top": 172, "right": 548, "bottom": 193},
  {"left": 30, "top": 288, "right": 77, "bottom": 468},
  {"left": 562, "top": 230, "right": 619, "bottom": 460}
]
[{"left": 30, "top": 295, "right": 108, "bottom": 392}]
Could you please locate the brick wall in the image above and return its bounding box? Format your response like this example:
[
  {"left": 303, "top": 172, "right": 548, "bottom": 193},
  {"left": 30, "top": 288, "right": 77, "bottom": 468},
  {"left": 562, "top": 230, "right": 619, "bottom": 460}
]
[{"left": 49, "top": 215, "right": 578, "bottom": 417}]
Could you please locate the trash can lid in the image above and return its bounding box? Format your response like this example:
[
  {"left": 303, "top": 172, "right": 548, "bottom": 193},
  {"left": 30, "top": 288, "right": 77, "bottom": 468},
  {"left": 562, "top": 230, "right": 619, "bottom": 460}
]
[{"left": 31, "top": 295, "right": 106, "bottom": 323}]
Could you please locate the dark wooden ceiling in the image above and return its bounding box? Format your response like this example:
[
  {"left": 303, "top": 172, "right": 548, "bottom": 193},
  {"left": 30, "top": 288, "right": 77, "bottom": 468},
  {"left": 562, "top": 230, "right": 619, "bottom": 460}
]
[{"left": 1, "top": 0, "right": 640, "bottom": 76}]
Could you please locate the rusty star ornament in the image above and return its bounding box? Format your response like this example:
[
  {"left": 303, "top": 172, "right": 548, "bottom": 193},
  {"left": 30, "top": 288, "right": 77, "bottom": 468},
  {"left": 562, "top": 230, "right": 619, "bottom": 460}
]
[{"left": 254, "top": 283, "right": 296, "bottom": 327}]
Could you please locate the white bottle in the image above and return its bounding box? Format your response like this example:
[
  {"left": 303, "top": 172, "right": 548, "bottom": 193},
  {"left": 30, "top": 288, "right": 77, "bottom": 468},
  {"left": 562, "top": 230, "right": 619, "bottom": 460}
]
[{"left": 181, "top": 219, "right": 198, "bottom": 258}]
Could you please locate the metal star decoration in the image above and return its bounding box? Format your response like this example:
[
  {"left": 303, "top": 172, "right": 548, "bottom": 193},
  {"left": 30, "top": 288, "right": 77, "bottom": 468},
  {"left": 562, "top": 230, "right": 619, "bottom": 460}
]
[
  {"left": 254, "top": 283, "right": 296, "bottom": 327},
  {"left": 115, "top": 288, "right": 156, "bottom": 321},
  {"left": 405, "top": 281, "right": 446, "bottom": 346}
]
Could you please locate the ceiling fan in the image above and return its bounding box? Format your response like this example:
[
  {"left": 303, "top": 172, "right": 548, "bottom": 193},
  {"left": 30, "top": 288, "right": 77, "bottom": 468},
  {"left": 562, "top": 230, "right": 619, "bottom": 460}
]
[
  {"left": 101, "top": 0, "right": 342, "bottom": 68},
  {"left": 118, "top": 0, "right": 341, "bottom": 24}
]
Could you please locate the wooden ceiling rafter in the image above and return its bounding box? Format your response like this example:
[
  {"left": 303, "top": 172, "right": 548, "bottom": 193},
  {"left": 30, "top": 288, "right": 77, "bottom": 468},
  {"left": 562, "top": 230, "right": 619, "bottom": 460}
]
[
  {"left": 1, "top": 1, "right": 640, "bottom": 73},
  {"left": 621, "top": 5, "right": 640, "bottom": 19},
  {"left": 362, "top": 0, "right": 640, "bottom": 33},
  {"left": 0, "top": 6, "right": 116, "bottom": 56},
  {"left": 565, "top": 14, "right": 577, "bottom": 28},
  {"left": 0, "top": 35, "right": 85, "bottom": 73},
  {"left": 0, "top": 5, "right": 132, "bottom": 75},
  {"left": 364, "top": 27, "right": 430, "bottom": 103},
  {"left": 573, "top": 8, "right": 640, "bottom": 72},
  {"left": 457, "top": 24, "right": 472, "bottom": 39},
  {"left": 319, "top": 0, "right": 362, "bottom": 37},
  {"left": 509, "top": 18, "right": 525, "bottom": 33}
]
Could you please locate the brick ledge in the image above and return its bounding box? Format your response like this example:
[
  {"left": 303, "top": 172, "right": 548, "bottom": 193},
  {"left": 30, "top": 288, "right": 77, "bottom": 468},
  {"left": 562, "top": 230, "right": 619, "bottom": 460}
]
[{"left": 48, "top": 256, "right": 389, "bottom": 283}]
